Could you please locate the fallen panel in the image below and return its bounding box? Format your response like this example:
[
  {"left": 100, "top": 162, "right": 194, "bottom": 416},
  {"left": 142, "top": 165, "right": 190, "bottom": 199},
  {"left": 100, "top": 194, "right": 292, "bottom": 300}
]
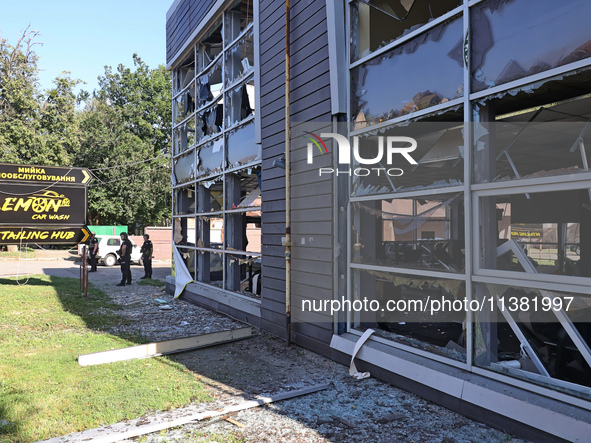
[
  {"left": 78, "top": 327, "right": 252, "bottom": 366},
  {"left": 40, "top": 384, "right": 330, "bottom": 443}
]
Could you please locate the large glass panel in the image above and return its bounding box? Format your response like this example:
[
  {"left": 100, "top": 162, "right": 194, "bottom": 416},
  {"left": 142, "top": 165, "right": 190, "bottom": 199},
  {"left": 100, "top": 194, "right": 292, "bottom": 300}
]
[
  {"left": 227, "top": 122, "right": 258, "bottom": 167},
  {"left": 352, "top": 193, "right": 464, "bottom": 272},
  {"left": 474, "top": 282, "right": 591, "bottom": 396},
  {"left": 350, "top": 0, "right": 462, "bottom": 62},
  {"left": 471, "top": 0, "right": 591, "bottom": 93},
  {"left": 351, "top": 17, "right": 463, "bottom": 129},
  {"left": 351, "top": 268, "right": 467, "bottom": 362},
  {"left": 197, "top": 137, "right": 224, "bottom": 177},
  {"left": 225, "top": 28, "right": 254, "bottom": 86},
  {"left": 473, "top": 117, "right": 591, "bottom": 184},
  {"left": 226, "top": 78, "right": 255, "bottom": 127},
  {"left": 351, "top": 120, "right": 464, "bottom": 196},
  {"left": 479, "top": 189, "right": 591, "bottom": 278},
  {"left": 174, "top": 151, "right": 195, "bottom": 184}
]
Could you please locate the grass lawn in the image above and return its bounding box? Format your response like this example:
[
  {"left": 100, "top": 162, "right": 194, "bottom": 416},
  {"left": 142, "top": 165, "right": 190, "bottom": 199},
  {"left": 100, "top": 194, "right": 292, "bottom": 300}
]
[
  {"left": 0, "top": 275, "right": 210, "bottom": 442},
  {"left": 0, "top": 248, "right": 35, "bottom": 259}
]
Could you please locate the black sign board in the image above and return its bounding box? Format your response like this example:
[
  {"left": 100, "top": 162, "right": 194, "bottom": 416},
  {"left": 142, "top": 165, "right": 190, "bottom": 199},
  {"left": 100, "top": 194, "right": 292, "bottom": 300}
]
[
  {"left": 0, "top": 163, "right": 92, "bottom": 185},
  {"left": 0, "top": 183, "right": 87, "bottom": 226},
  {"left": 0, "top": 226, "right": 91, "bottom": 245}
]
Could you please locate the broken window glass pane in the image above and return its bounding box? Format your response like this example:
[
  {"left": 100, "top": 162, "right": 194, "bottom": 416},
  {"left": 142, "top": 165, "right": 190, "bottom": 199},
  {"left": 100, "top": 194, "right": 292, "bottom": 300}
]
[
  {"left": 197, "top": 216, "right": 224, "bottom": 249},
  {"left": 225, "top": 253, "right": 261, "bottom": 296},
  {"left": 197, "top": 250, "right": 224, "bottom": 285},
  {"left": 197, "top": 21, "right": 223, "bottom": 72},
  {"left": 174, "top": 185, "right": 196, "bottom": 215},
  {"left": 173, "top": 81, "right": 196, "bottom": 124},
  {"left": 225, "top": 28, "right": 254, "bottom": 87},
  {"left": 227, "top": 122, "right": 259, "bottom": 168},
  {"left": 197, "top": 137, "right": 224, "bottom": 177},
  {"left": 351, "top": 268, "right": 466, "bottom": 362},
  {"left": 197, "top": 180, "right": 224, "bottom": 213},
  {"left": 174, "top": 151, "right": 196, "bottom": 184},
  {"left": 471, "top": 0, "right": 591, "bottom": 93},
  {"left": 351, "top": 120, "right": 464, "bottom": 196},
  {"left": 224, "top": 0, "right": 254, "bottom": 44},
  {"left": 473, "top": 117, "right": 591, "bottom": 184},
  {"left": 351, "top": 17, "right": 463, "bottom": 128},
  {"left": 196, "top": 57, "right": 223, "bottom": 109},
  {"left": 479, "top": 189, "right": 591, "bottom": 278},
  {"left": 350, "top": 0, "right": 462, "bottom": 62},
  {"left": 352, "top": 193, "right": 464, "bottom": 272},
  {"left": 226, "top": 78, "right": 255, "bottom": 127},
  {"left": 474, "top": 282, "right": 591, "bottom": 393},
  {"left": 197, "top": 97, "right": 224, "bottom": 141},
  {"left": 225, "top": 169, "right": 261, "bottom": 210},
  {"left": 174, "top": 52, "right": 195, "bottom": 95}
]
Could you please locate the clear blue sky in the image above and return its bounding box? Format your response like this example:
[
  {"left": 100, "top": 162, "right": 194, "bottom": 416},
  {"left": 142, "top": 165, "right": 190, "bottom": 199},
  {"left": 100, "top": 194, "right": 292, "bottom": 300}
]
[{"left": 1, "top": 0, "right": 172, "bottom": 94}]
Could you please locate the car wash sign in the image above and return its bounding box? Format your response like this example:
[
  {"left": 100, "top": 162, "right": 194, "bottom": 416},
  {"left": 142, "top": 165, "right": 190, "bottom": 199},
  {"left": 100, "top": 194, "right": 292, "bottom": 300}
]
[{"left": 0, "top": 163, "right": 91, "bottom": 245}]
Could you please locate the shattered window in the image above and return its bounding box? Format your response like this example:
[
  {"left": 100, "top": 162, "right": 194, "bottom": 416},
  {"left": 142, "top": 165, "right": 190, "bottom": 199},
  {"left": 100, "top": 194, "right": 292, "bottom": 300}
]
[
  {"left": 478, "top": 189, "right": 591, "bottom": 278},
  {"left": 172, "top": 0, "right": 261, "bottom": 298},
  {"left": 473, "top": 110, "right": 591, "bottom": 184},
  {"left": 174, "top": 151, "right": 195, "bottom": 184},
  {"left": 352, "top": 193, "right": 465, "bottom": 272},
  {"left": 351, "top": 268, "right": 467, "bottom": 362},
  {"left": 225, "top": 28, "right": 254, "bottom": 87},
  {"left": 351, "top": 120, "right": 464, "bottom": 196},
  {"left": 197, "top": 21, "right": 223, "bottom": 71},
  {"left": 224, "top": 0, "right": 254, "bottom": 44},
  {"left": 197, "top": 216, "right": 224, "bottom": 249},
  {"left": 227, "top": 122, "right": 258, "bottom": 168},
  {"left": 197, "top": 137, "right": 224, "bottom": 178},
  {"left": 197, "top": 180, "right": 224, "bottom": 213},
  {"left": 225, "top": 253, "right": 261, "bottom": 296},
  {"left": 474, "top": 282, "right": 591, "bottom": 393},
  {"left": 351, "top": 17, "right": 463, "bottom": 128},
  {"left": 196, "top": 58, "right": 223, "bottom": 109},
  {"left": 225, "top": 169, "right": 261, "bottom": 210},
  {"left": 226, "top": 77, "right": 255, "bottom": 127},
  {"left": 173, "top": 53, "right": 195, "bottom": 96},
  {"left": 350, "top": 0, "right": 462, "bottom": 62},
  {"left": 173, "top": 185, "right": 196, "bottom": 215},
  {"left": 173, "top": 81, "right": 196, "bottom": 124},
  {"left": 471, "top": 0, "right": 591, "bottom": 92}
]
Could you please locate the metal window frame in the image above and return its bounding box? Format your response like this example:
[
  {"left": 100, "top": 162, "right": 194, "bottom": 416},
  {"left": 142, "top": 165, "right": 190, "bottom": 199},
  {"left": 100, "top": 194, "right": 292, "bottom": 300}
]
[
  {"left": 171, "top": 0, "right": 262, "bottom": 299},
  {"left": 341, "top": 0, "right": 591, "bottom": 401}
]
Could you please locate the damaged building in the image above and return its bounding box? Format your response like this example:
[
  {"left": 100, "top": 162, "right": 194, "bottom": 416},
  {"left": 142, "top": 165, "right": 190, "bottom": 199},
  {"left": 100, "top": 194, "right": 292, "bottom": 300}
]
[{"left": 166, "top": 0, "right": 591, "bottom": 440}]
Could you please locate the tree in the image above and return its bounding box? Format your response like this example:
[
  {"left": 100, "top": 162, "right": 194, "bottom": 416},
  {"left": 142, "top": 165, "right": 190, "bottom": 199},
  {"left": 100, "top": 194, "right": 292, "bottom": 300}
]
[
  {"left": 77, "top": 55, "right": 172, "bottom": 229},
  {"left": 0, "top": 28, "right": 81, "bottom": 166}
]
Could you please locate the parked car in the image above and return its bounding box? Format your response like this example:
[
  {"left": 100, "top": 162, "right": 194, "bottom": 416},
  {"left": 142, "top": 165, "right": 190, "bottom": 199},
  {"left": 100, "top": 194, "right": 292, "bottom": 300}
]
[{"left": 95, "top": 235, "right": 142, "bottom": 267}]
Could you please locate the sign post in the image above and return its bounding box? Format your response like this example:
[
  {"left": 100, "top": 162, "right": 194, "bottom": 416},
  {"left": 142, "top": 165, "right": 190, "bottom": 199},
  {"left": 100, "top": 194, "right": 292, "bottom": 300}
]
[{"left": 0, "top": 163, "right": 92, "bottom": 246}]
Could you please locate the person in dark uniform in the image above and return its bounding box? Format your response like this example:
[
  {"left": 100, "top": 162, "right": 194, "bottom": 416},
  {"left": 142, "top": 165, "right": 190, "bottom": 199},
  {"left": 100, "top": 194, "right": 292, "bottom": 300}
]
[
  {"left": 89, "top": 232, "right": 99, "bottom": 272},
  {"left": 116, "top": 232, "right": 133, "bottom": 286},
  {"left": 140, "top": 234, "right": 153, "bottom": 279}
]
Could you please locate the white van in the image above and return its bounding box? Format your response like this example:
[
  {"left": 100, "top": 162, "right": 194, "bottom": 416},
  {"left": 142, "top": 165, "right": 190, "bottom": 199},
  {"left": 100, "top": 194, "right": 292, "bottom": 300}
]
[{"left": 95, "top": 235, "right": 143, "bottom": 267}]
